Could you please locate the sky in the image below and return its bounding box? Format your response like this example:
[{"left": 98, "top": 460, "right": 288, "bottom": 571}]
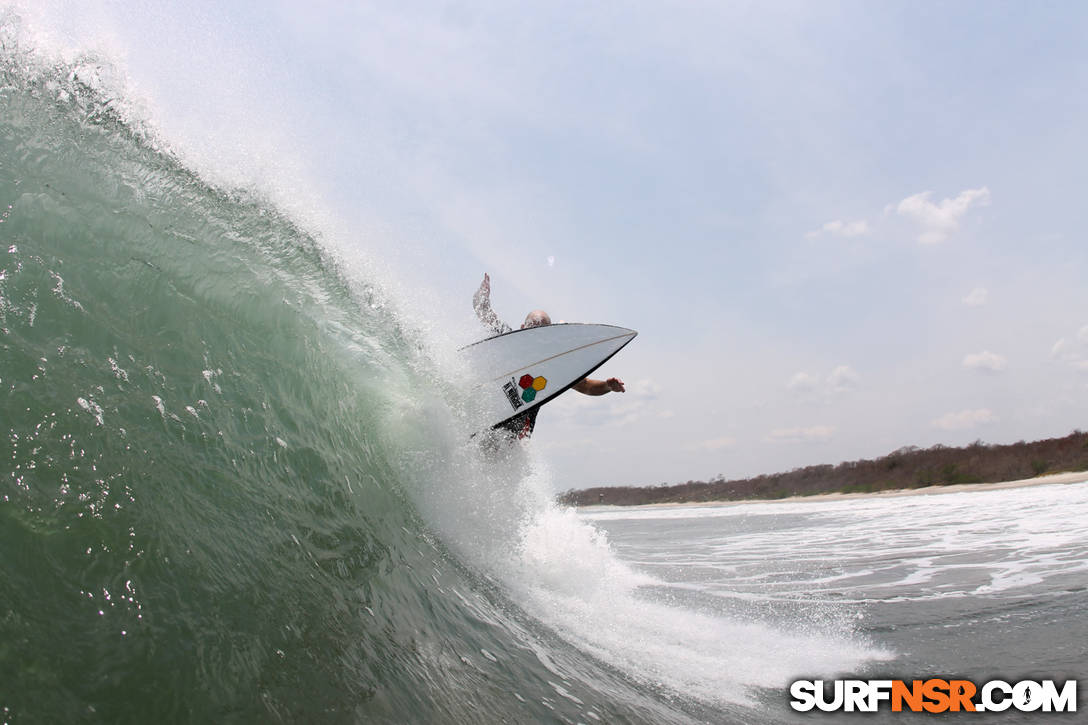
[{"left": 13, "top": 1, "right": 1088, "bottom": 490}]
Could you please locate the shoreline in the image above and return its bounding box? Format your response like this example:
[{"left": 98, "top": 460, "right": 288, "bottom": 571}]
[{"left": 575, "top": 471, "right": 1088, "bottom": 511}]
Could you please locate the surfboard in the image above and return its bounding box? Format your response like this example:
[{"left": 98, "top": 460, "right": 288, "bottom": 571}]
[{"left": 459, "top": 323, "right": 638, "bottom": 431}]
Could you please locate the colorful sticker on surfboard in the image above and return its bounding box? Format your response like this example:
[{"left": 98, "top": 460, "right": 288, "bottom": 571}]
[
  {"left": 519, "top": 374, "right": 547, "bottom": 402},
  {"left": 503, "top": 373, "right": 547, "bottom": 410}
]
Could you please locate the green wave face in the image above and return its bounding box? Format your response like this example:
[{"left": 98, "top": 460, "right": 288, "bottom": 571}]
[{"left": 0, "top": 40, "right": 694, "bottom": 725}]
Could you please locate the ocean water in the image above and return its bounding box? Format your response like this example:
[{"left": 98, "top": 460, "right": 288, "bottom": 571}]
[
  {"left": 1, "top": 12, "right": 1082, "bottom": 724},
  {"left": 584, "top": 480, "right": 1088, "bottom": 721}
]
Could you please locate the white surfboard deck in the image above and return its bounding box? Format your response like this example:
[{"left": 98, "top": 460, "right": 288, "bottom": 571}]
[{"left": 459, "top": 323, "right": 637, "bottom": 431}]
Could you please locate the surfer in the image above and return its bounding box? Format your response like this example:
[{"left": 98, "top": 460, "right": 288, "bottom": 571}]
[{"left": 473, "top": 273, "right": 625, "bottom": 439}]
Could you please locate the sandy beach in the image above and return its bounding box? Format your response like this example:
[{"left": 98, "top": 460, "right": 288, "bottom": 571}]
[
  {"left": 768, "top": 470, "right": 1088, "bottom": 504},
  {"left": 578, "top": 471, "right": 1088, "bottom": 511}
]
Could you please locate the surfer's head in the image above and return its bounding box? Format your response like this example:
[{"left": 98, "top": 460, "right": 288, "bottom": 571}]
[{"left": 521, "top": 310, "right": 551, "bottom": 329}]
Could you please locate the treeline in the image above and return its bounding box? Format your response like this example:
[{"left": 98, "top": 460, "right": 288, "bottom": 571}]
[{"left": 558, "top": 431, "right": 1088, "bottom": 506}]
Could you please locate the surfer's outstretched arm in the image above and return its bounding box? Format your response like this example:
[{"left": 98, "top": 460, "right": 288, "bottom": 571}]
[
  {"left": 573, "top": 377, "right": 625, "bottom": 395},
  {"left": 473, "top": 273, "right": 512, "bottom": 335}
]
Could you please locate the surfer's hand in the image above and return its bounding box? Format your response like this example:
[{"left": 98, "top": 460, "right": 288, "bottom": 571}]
[{"left": 606, "top": 377, "right": 625, "bottom": 393}]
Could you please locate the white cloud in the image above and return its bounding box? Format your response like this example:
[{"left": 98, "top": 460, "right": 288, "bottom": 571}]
[
  {"left": 963, "top": 287, "right": 988, "bottom": 307},
  {"left": 1051, "top": 326, "right": 1088, "bottom": 372},
  {"left": 767, "top": 425, "right": 835, "bottom": 443},
  {"left": 806, "top": 219, "right": 870, "bottom": 239},
  {"left": 962, "top": 350, "right": 1007, "bottom": 373},
  {"left": 787, "top": 371, "right": 819, "bottom": 392},
  {"left": 931, "top": 408, "right": 997, "bottom": 431},
  {"left": 827, "top": 365, "right": 860, "bottom": 392},
  {"left": 896, "top": 187, "right": 991, "bottom": 244},
  {"left": 788, "top": 365, "right": 859, "bottom": 396},
  {"left": 686, "top": 435, "right": 737, "bottom": 451}
]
